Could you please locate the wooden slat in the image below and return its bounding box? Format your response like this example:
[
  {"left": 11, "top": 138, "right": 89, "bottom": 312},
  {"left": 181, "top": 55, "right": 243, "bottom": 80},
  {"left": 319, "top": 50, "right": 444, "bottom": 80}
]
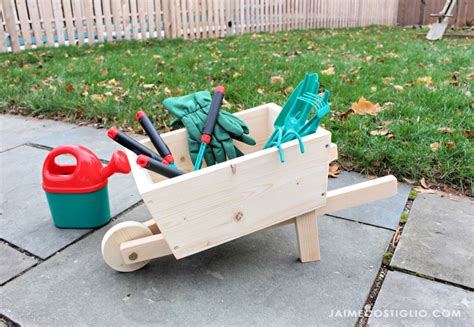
[
  {"left": 38, "top": 0, "right": 55, "bottom": 46},
  {"left": 83, "top": 0, "right": 95, "bottom": 43},
  {"left": 51, "top": 0, "right": 64, "bottom": 45},
  {"left": 162, "top": 0, "right": 171, "bottom": 38},
  {"left": 295, "top": 210, "right": 320, "bottom": 262},
  {"left": 122, "top": 0, "right": 131, "bottom": 39},
  {"left": 72, "top": 0, "right": 85, "bottom": 44},
  {"left": 169, "top": 0, "right": 177, "bottom": 38},
  {"left": 16, "top": 0, "right": 32, "bottom": 48},
  {"left": 212, "top": 0, "right": 218, "bottom": 37},
  {"left": 174, "top": 0, "right": 182, "bottom": 38},
  {"left": 93, "top": 0, "right": 104, "bottom": 42},
  {"left": 201, "top": 0, "right": 208, "bottom": 38},
  {"left": 62, "top": 0, "right": 75, "bottom": 45},
  {"left": 101, "top": 0, "right": 113, "bottom": 41},
  {"left": 187, "top": 0, "right": 196, "bottom": 39},
  {"left": 137, "top": 0, "right": 147, "bottom": 39},
  {"left": 0, "top": 0, "right": 5, "bottom": 52},
  {"left": 28, "top": 0, "right": 44, "bottom": 47},
  {"left": 219, "top": 0, "right": 225, "bottom": 36},
  {"left": 180, "top": 0, "right": 188, "bottom": 39},
  {"left": 129, "top": 0, "right": 139, "bottom": 38},
  {"left": 154, "top": 0, "right": 163, "bottom": 39},
  {"left": 145, "top": 0, "right": 154, "bottom": 38},
  {"left": 111, "top": 0, "right": 122, "bottom": 40}
]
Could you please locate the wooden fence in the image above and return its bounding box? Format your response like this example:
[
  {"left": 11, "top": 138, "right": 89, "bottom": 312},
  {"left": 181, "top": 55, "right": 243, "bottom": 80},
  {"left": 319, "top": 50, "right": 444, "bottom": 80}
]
[
  {"left": 0, "top": 0, "right": 400, "bottom": 53},
  {"left": 397, "top": 0, "right": 474, "bottom": 27}
]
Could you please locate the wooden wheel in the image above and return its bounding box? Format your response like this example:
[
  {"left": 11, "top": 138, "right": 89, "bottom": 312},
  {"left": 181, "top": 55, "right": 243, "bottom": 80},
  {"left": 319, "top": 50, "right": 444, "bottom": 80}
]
[{"left": 101, "top": 221, "right": 153, "bottom": 272}]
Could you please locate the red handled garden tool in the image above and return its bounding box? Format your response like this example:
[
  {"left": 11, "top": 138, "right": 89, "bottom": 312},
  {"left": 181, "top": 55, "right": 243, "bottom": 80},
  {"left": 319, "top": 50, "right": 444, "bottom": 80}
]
[
  {"left": 107, "top": 127, "right": 163, "bottom": 162},
  {"left": 136, "top": 111, "right": 178, "bottom": 169},
  {"left": 194, "top": 86, "right": 225, "bottom": 171},
  {"left": 137, "top": 155, "right": 184, "bottom": 178}
]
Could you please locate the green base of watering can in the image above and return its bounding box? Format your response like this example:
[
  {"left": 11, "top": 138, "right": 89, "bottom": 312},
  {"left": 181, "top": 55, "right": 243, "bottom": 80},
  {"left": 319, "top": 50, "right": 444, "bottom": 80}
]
[{"left": 45, "top": 185, "right": 111, "bottom": 229}]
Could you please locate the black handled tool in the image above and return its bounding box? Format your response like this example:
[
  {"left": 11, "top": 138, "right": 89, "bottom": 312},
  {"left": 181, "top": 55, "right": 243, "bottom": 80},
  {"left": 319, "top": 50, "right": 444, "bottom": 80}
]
[
  {"left": 135, "top": 111, "right": 177, "bottom": 168},
  {"left": 137, "top": 155, "right": 184, "bottom": 178},
  {"left": 107, "top": 127, "right": 163, "bottom": 162},
  {"left": 194, "top": 86, "right": 225, "bottom": 170}
]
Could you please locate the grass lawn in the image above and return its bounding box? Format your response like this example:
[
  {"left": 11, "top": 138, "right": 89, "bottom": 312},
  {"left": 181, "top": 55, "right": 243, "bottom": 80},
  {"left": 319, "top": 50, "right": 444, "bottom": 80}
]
[{"left": 1, "top": 26, "right": 473, "bottom": 194}]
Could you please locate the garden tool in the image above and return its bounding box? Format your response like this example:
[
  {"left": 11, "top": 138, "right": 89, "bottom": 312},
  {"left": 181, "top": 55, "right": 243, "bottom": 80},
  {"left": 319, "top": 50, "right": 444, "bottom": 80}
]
[
  {"left": 136, "top": 110, "right": 178, "bottom": 169},
  {"left": 194, "top": 86, "right": 225, "bottom": 170},
  {"left": 107, "top": 127, "right": 163, "bottom": 162},
  {"left": 426, "top": 0, "right": 457, "bottom": 41},
  {"left": 163, "top": 89, "right": 256, "bottom": 168},
  {"left": 264, "top": 73, "right": 319, "bottom": 152},
  {"left": 137, "top": 155, "right": 184, "bottom": 178}
]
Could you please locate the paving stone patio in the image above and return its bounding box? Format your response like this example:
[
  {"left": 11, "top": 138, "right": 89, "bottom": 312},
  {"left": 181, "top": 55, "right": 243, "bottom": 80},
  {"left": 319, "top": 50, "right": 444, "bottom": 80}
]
[
  {"left": 0, "top": 115, "right": 75, "bottom": 152},
  {"left": 1, "top": 114, "right": 473, "bottom": 326},
  {"left": 328, "top": 171, "right": 411, "bottom": 230},
  {"left": 391, "top": 193, "right": 474, "bottom": 288},
  {"left": 0, "top": 205, "right": 393, "bottom": 326},
  {"left": 369, "top": 271, "right": 474, "bottom": 327}
]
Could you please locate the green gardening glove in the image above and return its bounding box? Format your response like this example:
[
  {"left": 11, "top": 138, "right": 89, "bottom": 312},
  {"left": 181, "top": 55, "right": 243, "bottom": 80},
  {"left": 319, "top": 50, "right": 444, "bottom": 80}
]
[{"left": 163, "top": 91, "right": 256, "bottom": 166}]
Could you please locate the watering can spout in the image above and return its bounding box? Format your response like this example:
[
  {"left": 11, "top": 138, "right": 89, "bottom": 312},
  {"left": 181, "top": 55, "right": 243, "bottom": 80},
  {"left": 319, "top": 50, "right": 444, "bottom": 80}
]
[{"left": 102, "top": 150, "right": 131, "bottom": 179}]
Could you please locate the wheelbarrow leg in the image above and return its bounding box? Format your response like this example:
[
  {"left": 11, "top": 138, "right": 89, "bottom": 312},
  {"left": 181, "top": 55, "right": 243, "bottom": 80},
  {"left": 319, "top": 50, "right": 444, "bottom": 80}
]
[{"left": 294, "top": 210, "right": 320, "bottom": 262}]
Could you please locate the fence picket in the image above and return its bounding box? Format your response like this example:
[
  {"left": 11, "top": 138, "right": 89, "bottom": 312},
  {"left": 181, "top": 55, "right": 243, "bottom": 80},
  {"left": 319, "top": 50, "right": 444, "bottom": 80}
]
[
  {"left": 0, "top": 0, "right": 5, "bottom": 52},
  {"left": 137, "top": 0, "right": 147, "bottom": 39},
  {"left": 83, "top": 0, "right": 95, "bottom": 44},
  {"left": 102, "top": 0, "right": 114, "bottom": 41},
  {"left": 122, "top": 0, "right": 131, "bottom": 39},
  {"left": 93, "top": 0, "right": 104, "bottom": 42},
  {"left": 2, "top": 0, "right": 20, "bottom": 51},
  {"left": 155, "top": 0, "right": 163, "bottom": 39},
  {"left": 16, "top": 0, "right": 32, "bottom": 48},
  {"left": 62, "top": 0, "right": 75, "bottom": 44}
]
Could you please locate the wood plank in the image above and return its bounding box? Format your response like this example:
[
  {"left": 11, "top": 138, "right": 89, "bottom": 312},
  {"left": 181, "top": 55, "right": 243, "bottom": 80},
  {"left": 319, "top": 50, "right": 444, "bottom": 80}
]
[
  {"left": 143, "top": 218, "right": 161, "bottom": 234},
  {"left": 111, "top": 0, "right": 123, "bottom": 40},
  {"left": 122, "top": 0, "right": 131, "bottom": 39},
  {"left": 154, "top": 0, "right": 163, "bottom": 39},
  {"left": 186, "top": 0, "right": 195, "bottom": 39},
  {"left": 93, "top": 0, "right": 104, "bottom": 42},
  {"left": 16, "top": 0, "right": 32, "bottom": 48},
  {"left": 169, "top": 0, "right": 177, "bottom": 38},
  {"left": 201, "top": 0, "right": 208, "bottom": 38},
  {"left": 174, "top": 0, "right": 182, "bottom": 38},
  {"left": 83, "top": 0, "right": 95, "bottom": 43},
  {"left": 180, "top": 0, "right": 188, "bottom": 39},
  {"left": 0, "top": 0, "right": 5, "bottom": 52},
  {"left": 121, "top": 233, "right": 172, "bottom": 264},
  {"left": 51, "top": 0, "right": 65, "bottom": 45},
  {"left": 71, "top": 0, "right": 85, "bottom": 45},
  {"left": 193, "top": 0, "right": 201, "bottom": 38},
  {"left": 137, "top": 0, "right": 147, "bottom": 39},
  {"left": 62, "top": 0, "right": 76, "bottom": 45},
  {"left": 212, "top": 0, "right": 219, "bottom": 37},
  {"left": 219, "top": 0, "right": 225, "bottom": 36},
  {"left": 146, "top": 0, "right": 155, "bottom": 38},
  {"left": 39, "top": 0, "right": 55, "bottom": 46},
  {"left": 129, "top": 0, "right": 139, "bottom": 38},
  {"left": 161, "top": 0, "right": 171, "bottom": 38},
  {"left": 102, "top": 0, "right": 114, "bottom": 41},
  {"left": 295, "top": 210, "right": 320, "bottom": 262}
]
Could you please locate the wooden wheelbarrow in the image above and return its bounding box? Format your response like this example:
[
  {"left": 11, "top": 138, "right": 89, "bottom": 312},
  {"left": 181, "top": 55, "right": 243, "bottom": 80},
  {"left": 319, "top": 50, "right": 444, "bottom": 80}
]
[{"left": 101, "top": 103, "right": 397, "bottom": 272}]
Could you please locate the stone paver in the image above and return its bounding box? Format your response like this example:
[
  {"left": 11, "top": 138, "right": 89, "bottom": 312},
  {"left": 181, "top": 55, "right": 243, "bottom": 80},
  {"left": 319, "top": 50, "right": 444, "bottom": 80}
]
[
  {"left": 0, "top": 205, "right": 392, "bottom": 326},
  {"left": 391, "top": 193, "right": 474, "bottom": 288},
  {"left": 369, "top": 271, "right": 474, "bottom": 326},
  {"left": 328, "top": 171, "right": 411, "bottom": 230},
  {"left": 34, "top": 126, "right": 123, "bottom": 161},
  {"left": 0, "top": 146, "right": 140, "bottom": 259},
  {"left": 0, "top": 243, "right": 38, "bottom": 285},
  {"left": 0, "top": 115, "right": 75, "bottom": 152}
]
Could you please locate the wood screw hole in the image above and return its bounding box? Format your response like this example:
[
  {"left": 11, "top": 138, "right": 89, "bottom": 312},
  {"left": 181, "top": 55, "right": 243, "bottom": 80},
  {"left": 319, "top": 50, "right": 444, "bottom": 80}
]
[{"left": 235, "top": 211, "right": 244, "bottom": 221}]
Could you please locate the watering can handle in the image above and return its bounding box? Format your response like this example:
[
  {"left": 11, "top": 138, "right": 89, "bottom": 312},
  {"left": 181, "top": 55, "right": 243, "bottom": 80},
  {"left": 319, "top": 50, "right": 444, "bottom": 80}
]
[{"left": 43, "top": 145, "right": 81, "bottom": 183}]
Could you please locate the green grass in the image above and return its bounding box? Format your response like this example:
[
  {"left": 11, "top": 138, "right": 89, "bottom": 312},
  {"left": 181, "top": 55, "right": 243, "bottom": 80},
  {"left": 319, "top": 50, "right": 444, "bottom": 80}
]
[{"left": 1, "top": 26, "right": 473, "bottom": 193}]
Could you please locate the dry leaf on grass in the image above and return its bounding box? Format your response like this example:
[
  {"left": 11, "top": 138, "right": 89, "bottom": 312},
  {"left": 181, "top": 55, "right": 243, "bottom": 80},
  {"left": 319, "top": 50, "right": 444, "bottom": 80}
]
[
  {"left": 91, "top": 94, "right": 106, "bottom": 103},
  {"left": 462, "top": 130, "right": 474, "bottom": 139},
  {"left": 370, "top": 129, "right": 389, "bottom": 136},
  {"left": 438, "top": 127, "right": 454, "bottom": 134},
  {"left": 328, "top": 162, "right": 341, "bottom": 177},
  {"left": 257, "top": 88, "right": 265, "bottom": 95},
  {"left": 467, "top": 72, "right": 474, "bottom": 81},
  {"left": 100, "top": 69, "right": 108, "bottom": 76},
  {"left": 233, "top": 72, "right": 241, "bottom": 78},
  {"left": 284, "top": 86, "right": 294, "bottom": 94},
  {"left": 394, "top": 85, "right": 404, "bottom": 92},
  {"left": 65, "top": 83, "right": 74, "bottom": 92},
  {"left": 143, "top": 84, "right": 156, "bottom": 90},
  {"left": 322, "top": 64, "right": 335, "bottom": 76},
  {"left": 446, "top": 141, "right": 456, "bottom": 149},
  {"left": 414, "top": 186, "right": 437, "bottom": 194},
  {"left": 270, "top": 76, "right": 284, "bottom": 84},
  {"left": 350, "top": 97, "right": 383, "bottom": 116},
  {"left": 430, "top": 142, "right": 440, "bottom": 152},
  {"left": 416, "top": 76, "right": 433, "bottom": 86}
]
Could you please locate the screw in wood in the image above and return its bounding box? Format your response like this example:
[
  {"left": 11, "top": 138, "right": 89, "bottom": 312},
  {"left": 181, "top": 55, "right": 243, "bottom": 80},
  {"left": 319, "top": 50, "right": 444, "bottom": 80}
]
[
  {"left": 128, "top": 252, "right": 138, "bottom": 261},
  {"left": 234, "top": 211, "right": 244, "bottom": 221}
]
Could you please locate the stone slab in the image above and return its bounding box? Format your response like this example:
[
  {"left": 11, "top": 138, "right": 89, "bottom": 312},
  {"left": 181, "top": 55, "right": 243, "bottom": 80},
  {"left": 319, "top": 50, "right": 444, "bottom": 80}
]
[
  {"left": 328, "top": 171, "right": 411, "bottom": 230},
  {"left": 0, "top": 115, "right": 75, "bottom": 152},
  {"left": 0, "top": 242, "right": 38, "bottom": 285},
  {"left": 33, "top": 126, "right": 124, "bottom": 161},
  {"left": 369, "top": 271, "right": 474, "bottom": 326},
  {"left": 0, "top": 146, "right": 140, "bottom": 259},
  {"left": 391, "top": 193, "right": 474, "bottom": 288},
  {"left": 0, "top": 205, "right": 392, "bottom": 326}
]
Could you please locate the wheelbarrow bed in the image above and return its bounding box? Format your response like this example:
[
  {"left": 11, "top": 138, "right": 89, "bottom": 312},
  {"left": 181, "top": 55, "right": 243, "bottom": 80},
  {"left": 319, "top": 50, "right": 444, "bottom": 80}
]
[{"left": 128, "top": 103, "right": 331, "bottom": 259}]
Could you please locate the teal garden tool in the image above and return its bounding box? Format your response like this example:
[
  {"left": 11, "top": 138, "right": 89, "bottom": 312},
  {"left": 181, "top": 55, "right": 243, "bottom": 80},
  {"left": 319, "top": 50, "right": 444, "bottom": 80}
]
[{"left": 264, "top": 73, "right": 330, "bottom": 163}]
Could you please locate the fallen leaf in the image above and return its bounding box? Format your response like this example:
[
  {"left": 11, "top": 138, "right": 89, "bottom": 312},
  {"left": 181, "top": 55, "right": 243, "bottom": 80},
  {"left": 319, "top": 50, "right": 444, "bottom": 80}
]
[
  {"left": 350, "top": 97, "right": 383, "bottom": 116},
  {"left": 414, "top": 187, "right": 437, "bottom": 194},
  {"left": 438, "top": 127, "right": 454, "bottom": 134},
  {"left": 383, "top": 77, "right": 394, "bottom": 85},
  {"left": 383, "top": 102, "right": 395, "bottom": 109},
  {"left": 420, "top": 177, "right": 429, "bottom": 189},
  {"left": 143, "top": 84, "right": 155, "bottom": 90},
  {"left": 430, "top": 142, "right": 440, "bottom": 152},
  {"left": 466, "top": 72, "right": 474, "bottom": 81},
  {"left": 463, "top": 130, "right": 474, "bottom": 139},
  {"left": 394, "top": 85, "right": 404, "bottom": 92},
  {"left": 233, "top": 72, "right": 241, "bottom": 78},
  {"left": 322, "top": 65, "right": 335, "bottom": 76},
  {"left": 365, "top": 55, "right": 373, "bottom": 62},
  {"left": 100, "top": 69, "right": 108, "bottom": 75},
  {"left": 338, "top": 109, "right": 354, "bottom": 121},
  {"left": 328, "top": 162, "right": 341, "bottom": 177},
  {"left": 270, "top": 76, "right": 284, "bottom": 84},
  {"left": 257, "top": 88, "right": 265, "bottom": 95},
  {"left": 91, "top": 94, "right": 106, "bottom": 103},
  {"left": 284, "top": 86, "right": 294, "bottom": 94},
  {"left": 416, "top": 76, "right": 433, "bottom": 86},
  {"left": 153, "top": 54, "right": 161, "bottom": 59},
  {"left": 370, "top": 129, "right": 390, "bottom": 136},
  {"left": 164, "top": 87, "right": 171, "bottom": 95},
  {"left": 95, "top": 56, "right": 104, "bottom": 64},
  {"left": 66, "top": 83, "right": 74, "bottom": 92},
  {"left": 446, "top": 141, "right": 456, "bottom": 149},
  {"left": 403, "top": 177, "right": 416, "bottom": 184},
  {"left": 81, "top": 85, "right": 90, "bottom": 96}
]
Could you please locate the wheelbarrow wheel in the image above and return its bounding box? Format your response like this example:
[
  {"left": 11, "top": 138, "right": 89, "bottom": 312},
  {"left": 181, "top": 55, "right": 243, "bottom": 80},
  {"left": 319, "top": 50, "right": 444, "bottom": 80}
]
[{"left": 101, "top": 221, "right": 153, "bottom": 272}]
